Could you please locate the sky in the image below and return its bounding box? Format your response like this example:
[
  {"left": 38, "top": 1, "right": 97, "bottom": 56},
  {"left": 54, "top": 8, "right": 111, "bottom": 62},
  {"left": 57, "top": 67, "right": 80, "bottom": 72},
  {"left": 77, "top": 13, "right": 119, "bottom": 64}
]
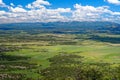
[{"left": 0, "top": 0, "right": 120, "bottom": 23}]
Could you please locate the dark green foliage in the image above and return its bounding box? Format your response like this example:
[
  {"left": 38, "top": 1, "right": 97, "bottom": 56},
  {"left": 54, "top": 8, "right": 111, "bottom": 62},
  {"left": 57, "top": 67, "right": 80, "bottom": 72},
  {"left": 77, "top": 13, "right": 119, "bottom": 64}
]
[
  {"left": 90, "top": 35, "right": 120, "bottom": 43},
  {"left": 49, "top": 54, "right": 83, "bottom": 65},
  {"left": 0, "top": 45, "right": 21, "bottom": 53},
  {"left": 0, "top": 22, "right": 120, "bottom": 44},
  {"left": 0, "top": 45, "right": 27, "bottom": 61},
  {"left": 0, "top": 46, "right": 38, "bottom": 80},
  {"left": 41, "top": 54, "right": 120, "bottom": 80},
  {"left": 0, "top": 22, "right": 120, "bottom": 80},
  {"left": 0, "top": 73, "right": 26, "bottom": 80}
]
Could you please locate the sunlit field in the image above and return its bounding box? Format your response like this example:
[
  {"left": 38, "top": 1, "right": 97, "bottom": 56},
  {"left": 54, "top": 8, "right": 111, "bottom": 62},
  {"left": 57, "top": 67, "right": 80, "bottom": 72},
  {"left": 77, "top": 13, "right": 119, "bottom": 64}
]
[{"left": 0, "top": 22, "right": 120, "bottom": 80}]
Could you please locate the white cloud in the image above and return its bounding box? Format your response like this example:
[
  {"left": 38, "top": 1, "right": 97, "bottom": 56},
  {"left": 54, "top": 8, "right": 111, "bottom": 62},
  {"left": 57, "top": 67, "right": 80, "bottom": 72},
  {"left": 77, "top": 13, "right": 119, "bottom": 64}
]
[
  {"left": 0, "top": 0, "right": 7, "bottom": 7},
  {"left": 105, "top": 0, "right": 120, "bottom": 5},
  {"left": 0, "top": 7, "right": 70, "bottom": 23},
  {"left": 0, "top": 0, "right": 4, "bottom": 4},
  {"left": 55, "top": 8, "right": 71, "bottom": 13},
  {"left": 0, "top": 0, "right": 120, "bottom": 23},
  {"left": 72, "top": 4, "right": 113, "bottom": 21},
  {"left": 72, "top": 4, "right": 120, "bottom": 22},
  {"left": 10, "top": 3, "right": 15, "bottom": 7},
  {"left": 9, "top": 6, "right": 27, "bottom": 12},
  {"left": 26, "top": 0, "right": 50, "bottom": 9},
  {"left": 0, "top": 11, "right": 6, "bottom": 16}
]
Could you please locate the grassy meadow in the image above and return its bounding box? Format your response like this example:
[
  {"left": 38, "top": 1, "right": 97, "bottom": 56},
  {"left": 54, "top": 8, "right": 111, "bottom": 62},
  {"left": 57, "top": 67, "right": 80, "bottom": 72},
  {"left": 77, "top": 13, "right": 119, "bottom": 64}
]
[{"left": 0, "top": 22, "right": 120, "bottom": 80}]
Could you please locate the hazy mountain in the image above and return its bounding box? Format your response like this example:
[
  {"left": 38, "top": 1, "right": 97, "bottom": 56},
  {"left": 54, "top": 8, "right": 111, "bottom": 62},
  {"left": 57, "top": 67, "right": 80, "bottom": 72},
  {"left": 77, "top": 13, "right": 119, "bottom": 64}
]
[{"left": 0, "top": 21, "right": 120, "bottom": 34}]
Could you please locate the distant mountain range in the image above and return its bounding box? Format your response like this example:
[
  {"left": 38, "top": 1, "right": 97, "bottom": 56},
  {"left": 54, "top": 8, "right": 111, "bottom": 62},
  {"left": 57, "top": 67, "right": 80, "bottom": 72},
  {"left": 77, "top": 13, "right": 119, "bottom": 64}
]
[{"left": 0, "top": 21, "right": 120, "bottom": 34}]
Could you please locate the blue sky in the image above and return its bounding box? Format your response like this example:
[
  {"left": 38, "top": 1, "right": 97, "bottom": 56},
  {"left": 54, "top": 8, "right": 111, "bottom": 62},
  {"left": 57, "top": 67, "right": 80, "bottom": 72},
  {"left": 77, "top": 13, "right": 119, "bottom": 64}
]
[
  {"left": 2, "top": 0, "right": 120, "bottom": 11},
  {"left": 0, "top": 0, "right": 120, "bottom": 23}
]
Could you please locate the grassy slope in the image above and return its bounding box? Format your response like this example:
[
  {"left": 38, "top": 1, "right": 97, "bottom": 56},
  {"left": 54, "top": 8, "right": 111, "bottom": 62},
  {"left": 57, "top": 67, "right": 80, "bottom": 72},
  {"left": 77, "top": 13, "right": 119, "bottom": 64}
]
[
  {"left": 1, "top": 34, "right": 120, "bottom": 79},
  {"left": 5, "top": 41, "right": 120, "bottom": 67}
]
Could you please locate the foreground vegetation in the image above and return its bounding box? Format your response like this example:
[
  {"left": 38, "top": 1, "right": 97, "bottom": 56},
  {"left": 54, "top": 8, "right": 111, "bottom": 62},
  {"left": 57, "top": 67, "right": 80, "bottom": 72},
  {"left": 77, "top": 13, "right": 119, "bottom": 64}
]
[{"left": 0, "top": 22, "right": 120, "bottom": 80}]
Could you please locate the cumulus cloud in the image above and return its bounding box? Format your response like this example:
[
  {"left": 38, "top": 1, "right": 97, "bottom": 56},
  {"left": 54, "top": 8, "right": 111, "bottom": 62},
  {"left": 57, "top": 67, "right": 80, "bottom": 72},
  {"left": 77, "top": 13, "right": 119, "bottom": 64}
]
[
  {"left": 0, "top": 0, "right": 120, "bottom": 23},
  {"left": 72, "top": 4, "right": 120, "bottom": 22},
  {"left": 105, "top": 0, "right": 120, "bottom": 5},
  {"left": 10, "top": 3, "right": 15, "bottom": 7},
  {"left": 26, "top": 0, "right": 50, "bottom": 9},
  {"left": 0, "top": 0, "right": 4, "bottom": 4},
  {"left": 0, "top": 0, "right": 7, "bottom": 7},
  {"left": 9, "top": 6, "right": 27, "bottom": 12}
]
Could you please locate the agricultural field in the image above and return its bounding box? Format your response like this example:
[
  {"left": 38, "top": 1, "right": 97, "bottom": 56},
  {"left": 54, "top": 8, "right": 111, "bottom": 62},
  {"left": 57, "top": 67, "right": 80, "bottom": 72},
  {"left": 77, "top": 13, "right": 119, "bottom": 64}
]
[{"left": 0, "top": 22, "right": 120, "bottom": 80}]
